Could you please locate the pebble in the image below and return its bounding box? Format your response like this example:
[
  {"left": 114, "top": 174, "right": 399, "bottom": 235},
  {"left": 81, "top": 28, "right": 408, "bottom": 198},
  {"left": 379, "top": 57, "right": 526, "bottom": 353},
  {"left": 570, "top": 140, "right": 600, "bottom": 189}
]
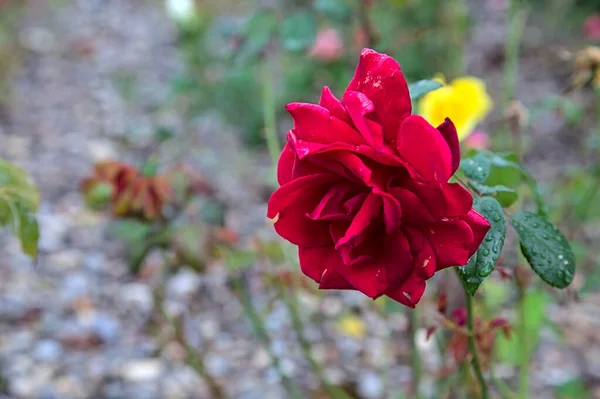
[
  {"left": 166, "top": 269, "right": 202, "bottom": 299},
  {"left": 47, "top": 249, "right": 83, "bottom": 271},
  {"left": 118, "top": 283, "right": 154, "bottom": 314},
  {"left": 34, "top": 339, "right": 63, "bottom": 362},
  {"left": 358, "top": 371, "right": 384, "bottom": 399},
  {"left": 120, "top": 359, "right": 165, "bottom": 382}
]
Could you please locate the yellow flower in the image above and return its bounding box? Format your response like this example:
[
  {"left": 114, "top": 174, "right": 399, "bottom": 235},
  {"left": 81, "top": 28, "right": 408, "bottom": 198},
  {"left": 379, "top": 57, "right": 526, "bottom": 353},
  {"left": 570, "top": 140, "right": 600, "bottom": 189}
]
[
  {"left": 418, "top": 75, "right": 493, "bottom": 141},
  {"left": 337, "top": 315, "right": 366, "bottom": 338}
]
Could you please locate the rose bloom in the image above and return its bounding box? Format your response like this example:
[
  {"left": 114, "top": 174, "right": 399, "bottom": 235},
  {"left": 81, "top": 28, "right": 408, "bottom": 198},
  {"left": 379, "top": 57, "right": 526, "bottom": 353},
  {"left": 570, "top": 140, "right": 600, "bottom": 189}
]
[
  {"left": 419, "top": 75, "right": 492, "bottom": 141},
  {"left": 267, "top": 49, "right": 490, "bottom": 307},
  {"left": 309, "top": 28, "right": 344, "bottom": 62}
]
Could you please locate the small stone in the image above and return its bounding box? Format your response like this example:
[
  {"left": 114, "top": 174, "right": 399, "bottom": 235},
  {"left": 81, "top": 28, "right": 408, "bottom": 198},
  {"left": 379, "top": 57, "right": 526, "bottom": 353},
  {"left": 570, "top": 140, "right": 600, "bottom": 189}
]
[
  {"left": 120, "top": 359, "right": 165, "bottom": 382},
  {"left": 204, "top": 353, "right": 230, "bottom": 377},
  {"left": 47, "top": 249, "right": 82, "bottom": 271},
  {"left": 37, "top": 211, "right": 70, "bottom": 252},
  {"left": 90, "top": 312, "right": 121, "bottom": 344},
  {"left": 87, "top": 140, "right": 119, "bottom": 162},
  {"left": 166, "top": 269, "right": 202, "bottom": 299},
  {"left": 34, "top": 339, "right": 63, "bottom": 362},
  {"left": 118, "top": 283, "right": 153, "bottom": 314},
  {"left": 358, "top": 371, "right": 384, "bottom": 399},
  {"left": 84, "top": 251, "right": 105, "bottom": 271},
  {"left": 61, "top": 273, "right": 90, "bottom": 302},
  {"left": 251, "top": 348, "right": 271, "bottom": 369}
]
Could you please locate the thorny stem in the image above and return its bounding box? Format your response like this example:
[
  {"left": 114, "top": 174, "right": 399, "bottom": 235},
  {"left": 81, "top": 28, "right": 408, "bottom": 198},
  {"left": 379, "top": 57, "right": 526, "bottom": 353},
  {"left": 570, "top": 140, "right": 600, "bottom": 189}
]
[
  {"left": 456, "top": 269, "right": 489, "bottom": 399},
  {"left": 409, "top": 308, "right": 424, "bottom": 399}
]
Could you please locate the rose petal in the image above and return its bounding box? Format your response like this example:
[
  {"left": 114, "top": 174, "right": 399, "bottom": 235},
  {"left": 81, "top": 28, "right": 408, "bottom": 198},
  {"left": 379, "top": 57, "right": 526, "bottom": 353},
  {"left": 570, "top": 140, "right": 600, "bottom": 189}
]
[
  {"left": 335, "top": 192, "right": 382, "bottom": 248},
  {"left": 385, "top": 275, "right": 427, "bottom": 308},
  {"left": 286, "top": 102, "right": 365, "bottom": 145},
  {"left": 407, "top": 181, "right": 473, "bottom": 219},
  {"left": 346, "top": 48, "right": 411, "bottom": 145},
  {"left": 319, "top": 86, "right": 353, "bottom": 125},
  {"left": 388, "top": 185, "right": 435, "bottom": 225},
  {"left": 267, "top": 173, "right": 338, "bottom": 219},
  {"left": 437, "top": 118, "right": 461, "bottom": 175},
  {"left": 277, "top": 143, "right": 295, "bottom": 185},
  {"left": 307, "top": 183, "right": 357, "bottom": 222},
  {"left": 397, "top": 115, "right": 453, "bottom": 183},
  {"left": 405, "top": 227, "right": 437, "bottom": 279},
  {"left": 342, "top": 90, "right": 384, "bottom": 148},
  {"left": 461, "top": 208, "right": 491, "bottom": 255},
  {"left": 426, "top": 219, "right": 475, "bottom": 269}
]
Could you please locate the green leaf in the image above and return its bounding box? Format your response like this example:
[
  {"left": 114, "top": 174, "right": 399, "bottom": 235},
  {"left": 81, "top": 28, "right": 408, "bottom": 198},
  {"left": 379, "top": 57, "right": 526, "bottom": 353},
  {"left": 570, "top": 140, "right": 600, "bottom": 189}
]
[
  {"left": 408, "top": 80, "right": 443, "bottom": 101},
  {"left": 469, "top": 182, "right": 518, "bottom": 205},
  {"left": 239, "top": 10, "right": 278, "bottom": 61},
  {"left": 0, "top": 159, "right": 39, "bottom": 258},
  {"left": 280, "top": 12, "right": 317, "bottom": 52},
  {"left": 225, "top": 249, "right": 257, "bottom": 271},
  {"left": 457, "top": 197, "right": 506, "bottom": 295},
  {"left": 555, "top": 379, "right": 590, "bottom": 399},
  {"left": 18, "top": 210, "right": 39, "bottom": 257},
  {"left": 314, "top": 0, "right": 352, "bottom": 22},
  {"left": 460, "top": 152, "right": 491, "bottom": 183},
  {"left": 510, "top": 212, "right": 575, "bottom": 288}
]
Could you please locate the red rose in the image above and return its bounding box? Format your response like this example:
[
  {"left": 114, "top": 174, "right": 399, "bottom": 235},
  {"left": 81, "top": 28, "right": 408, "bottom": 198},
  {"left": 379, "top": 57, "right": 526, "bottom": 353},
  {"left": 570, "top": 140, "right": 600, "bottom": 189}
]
[{"left": 267, "top": 49, "right": 490, "bottom": 307}]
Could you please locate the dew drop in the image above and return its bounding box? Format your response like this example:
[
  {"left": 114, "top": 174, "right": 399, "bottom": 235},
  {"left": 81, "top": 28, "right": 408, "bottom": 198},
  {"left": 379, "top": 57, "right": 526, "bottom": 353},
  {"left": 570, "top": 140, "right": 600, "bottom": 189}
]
[
  {"left": 493, "top": 214, "right": 502, "bottom": 222},
  {"left": 482, "top": 249, "right": 490, "bottom": 256},
  {"left": 558, "top": 254, "right": 564, "bottom": 260},
  {"left": 476, "top": 166, "right": 483, "bottom": 172},
  {"left": 485, "top": 235, "right": 493, "bottom": 242},
  {"left": 563, "top": 260, "right": 569, "bottom": 265},
  {"left": 533, "top": 222, "right": 540, "bottom": 228},
  {"left": 542, "top": 234, "right": 550, "bottom": 240}
]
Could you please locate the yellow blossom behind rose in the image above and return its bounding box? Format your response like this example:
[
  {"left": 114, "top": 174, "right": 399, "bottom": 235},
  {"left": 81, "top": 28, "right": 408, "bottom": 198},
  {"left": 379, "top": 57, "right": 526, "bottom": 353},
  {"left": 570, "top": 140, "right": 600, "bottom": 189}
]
[
  {"left": 418, "top": 75, "right": 493, "bottom": 141},
  {"left": 337, "top": 315, "right": 366, "bottom": 338}
]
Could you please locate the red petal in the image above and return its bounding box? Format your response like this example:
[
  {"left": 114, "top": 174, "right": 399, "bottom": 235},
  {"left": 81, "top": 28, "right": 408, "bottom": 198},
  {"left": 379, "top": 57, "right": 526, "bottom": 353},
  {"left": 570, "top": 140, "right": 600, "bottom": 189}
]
[
  {"left": 298, "top": 246, "right": 354, "bottom": 290},
  {"left": 407, "top": 181, "right": 473, "bottom": 219},
  {"left": 286, "top": 102, "right": 364, "bottom": 145},
  {"left": 426, "top": 219, "right": 475, "bottom": 269},
  {"left": 277, "top": 143, "right": 296, "bottom": 185},
  {"left": 461, "top": 209, "right": 491, "bottom": 255},
  {"left": 342, "top": 90, "right": 384, "bottom": 148},
  {"left": 346, "top": 48, "right": 411, "bottom": 145},
  {"left": 388, "top": 185, "right": 435, "bottom": 225},
  {"left": 385, "top": 275, "right": 427, "bottom": 308},
  {"left": 267, "top": 173, "right": 337, "bottom": 219},
  {"left": 319, "top": 86, "right": 353, "bottom": 125},
  {"left": 437, "top": 118, "right": 461, "bottom": 175},
  {"left": 335, "top": 192, "right": 382, "bottom": 248},
  {"left": 405, "top": 227, "right": 437, "bottom": 279},
  {"left": 397, "top": 115, "right": 453, "bottom": 183}
]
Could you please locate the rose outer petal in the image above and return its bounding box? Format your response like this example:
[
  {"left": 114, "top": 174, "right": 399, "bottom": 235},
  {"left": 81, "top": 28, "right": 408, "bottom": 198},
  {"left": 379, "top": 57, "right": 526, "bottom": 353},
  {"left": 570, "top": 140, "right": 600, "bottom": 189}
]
[
  {"left": 436, "top": 118, "right": 461, "bottom": 175},
  {"left": 298, "top": 246, "right": 353, "bottom": 289},
  {"left": 286, "top": 102, "right": 365, "bottom": 146},
  {"left": 319, "top": 86, "right": 353, "bottom": 126},
  {"left": 277, "top": 143, "right": 295, "bottom": 185},
  {"left": 397, "top": 115, "right": 453, "bottom": 183},
  {"left": 461, "top": 208, "right": 491, "bottom": 255},
  {"left": 346, "top": 48, "right": 411, "bottom": 146}
]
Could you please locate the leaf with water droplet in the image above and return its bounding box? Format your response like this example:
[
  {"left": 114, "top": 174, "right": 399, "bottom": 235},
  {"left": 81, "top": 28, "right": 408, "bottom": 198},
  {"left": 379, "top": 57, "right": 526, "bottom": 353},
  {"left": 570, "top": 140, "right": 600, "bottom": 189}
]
[
  {"left": 457, "top": 197, "right": 506, "bottom": 295},
  {"left": 510, "top": 212, "right": 575, "bottom": 289},
  {"left": 468, "top": 182, "right": 518, "bottom": 205},
  {"left": 459, "top": 152, "right": 491, "bottom": 183}
]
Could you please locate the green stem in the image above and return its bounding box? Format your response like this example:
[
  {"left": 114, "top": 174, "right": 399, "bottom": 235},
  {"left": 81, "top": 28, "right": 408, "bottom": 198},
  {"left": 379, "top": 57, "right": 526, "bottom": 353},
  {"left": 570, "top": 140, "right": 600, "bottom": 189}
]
[
  {"left": 445, "top": 0, "right": 468, "bottom": 78},
  {"left": 456, "top": 269, "right": 489, "bottom": 399},
  {"left": 263, "top": 60, "right": 280, "bottom": 173},
  {"left": 409, "top": 308, "right": 423, "bottom": 399},
  {"left": 517, "top": 285, "right": 529, "bottom": 399},
  {"left": 233, "top": 275, "right": 303, "bottom": 399},
  {"left": 278, "top": 283, "right": 352, "bottom": 399},
  {"left": 502, "top": 0, "right": 528, "bottom": 109}
]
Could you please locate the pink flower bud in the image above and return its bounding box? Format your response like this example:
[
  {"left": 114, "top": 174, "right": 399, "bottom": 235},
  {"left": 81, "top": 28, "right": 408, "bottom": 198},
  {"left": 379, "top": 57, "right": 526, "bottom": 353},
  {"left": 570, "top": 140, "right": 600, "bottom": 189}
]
[
  {"left": 464, "top": 130, "right": 490, "bottom": 150},
  {"left": 308, "top": 28, "right": 344, "bottom": 62}
]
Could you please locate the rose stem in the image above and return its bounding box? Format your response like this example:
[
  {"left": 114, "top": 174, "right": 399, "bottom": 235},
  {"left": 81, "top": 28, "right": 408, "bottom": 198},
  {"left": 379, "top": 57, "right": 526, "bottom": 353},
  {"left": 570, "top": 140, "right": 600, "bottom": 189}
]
[
  {"left": 152, "top": 265, "right": 229, "bottom": 399},
  {"left": 278, "top": 282, "right": 353, "bottom": 399},
  {"left": 408, "top": 308, "right": 424, "bottom": 399},
  {"left": 262, "top": 59, "right": 280, "bottom": 174},
  {"left": 232, "top": 273, "right": 304, "bottom": 399},
  {"left": 455, "top": 269, "right": 489, "bottom": 399},
  {"left": 502, "top": 0, "right": 528, "bottom": 158}
]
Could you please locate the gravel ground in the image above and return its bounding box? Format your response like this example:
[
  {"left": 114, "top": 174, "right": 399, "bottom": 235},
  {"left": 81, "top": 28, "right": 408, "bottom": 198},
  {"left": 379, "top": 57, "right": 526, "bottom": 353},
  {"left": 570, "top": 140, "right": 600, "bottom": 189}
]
[{"left": 0, "top": 1, "right": 599, "bottom": 399}]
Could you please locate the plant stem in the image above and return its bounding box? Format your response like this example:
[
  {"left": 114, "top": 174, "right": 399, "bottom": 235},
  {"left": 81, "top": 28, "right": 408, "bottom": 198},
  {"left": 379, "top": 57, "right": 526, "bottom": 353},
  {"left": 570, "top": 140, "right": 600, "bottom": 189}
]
[
  {"left": 517, "top": 285, "right": 529, "bottom": 399},
  {"left": 263, "top": 60, "right": 280, "bottom": 173},
  {"left": 456, "top": 269, "right": 488, "bottom": 399},
  {"left": 233, "top": 274, "right": 303, "bottom": 399},
  {"left": 502, "top": 0, "right": 528, "bottom": 109},
  {"left": 409, "top": 308, "right": 423, "bottom": 399},
  {"left": 278, "top": 283, "right": 353, "bottom": 399}
]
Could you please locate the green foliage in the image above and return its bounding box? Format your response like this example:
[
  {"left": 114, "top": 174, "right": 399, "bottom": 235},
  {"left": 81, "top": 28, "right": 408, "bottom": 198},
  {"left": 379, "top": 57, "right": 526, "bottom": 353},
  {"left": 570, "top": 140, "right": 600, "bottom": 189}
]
[
  {"left": 457, "top": 197, "right": 506, "bottom": 295},
  {"left": 495, "top": 289, "right": 550, "bottom": 365},
  {"left": 408, "top": 80, "right": 443, "bottom": 101},
  {"left": 555, "top": 379, "right": 591, "bottom": 399},
  {"left": 0, "top": 159, "right": 39, "bottom": 257},
  {"left": 511, "top": 212, "right": 576, "bottom": 289},
  {"left": 314, "top": 0, "right": 352, "bottom": 22},
  {"left": 280, "top": 12, "right": 317, "bottom": 52}
]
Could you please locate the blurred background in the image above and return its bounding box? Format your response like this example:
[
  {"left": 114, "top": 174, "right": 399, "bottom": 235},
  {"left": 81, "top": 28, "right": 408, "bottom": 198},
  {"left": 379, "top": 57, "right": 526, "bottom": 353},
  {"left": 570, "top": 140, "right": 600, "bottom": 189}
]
[{"left": 0, "top": 0, "right": 600, "bottom": 398}]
